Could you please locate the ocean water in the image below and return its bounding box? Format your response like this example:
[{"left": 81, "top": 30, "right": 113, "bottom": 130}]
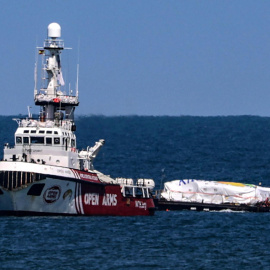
[{"left": 1, "top": 115, "right": 270, "bottom": 269}]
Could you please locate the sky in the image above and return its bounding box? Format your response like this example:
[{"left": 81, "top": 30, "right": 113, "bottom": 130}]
[{"left": 1, "top": 0, "right": 270, "bottom": 116}]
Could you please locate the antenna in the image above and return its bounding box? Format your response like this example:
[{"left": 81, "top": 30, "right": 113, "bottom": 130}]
[
  {"left": 34, "top": 61, "right": 37, "bottom": 95},
  {"left": 159, "top": 168, "right": 166, "bottom": 190},
  {"left": 76, "top": 38, "right": 80, "bottom": 97},
  {"left": 34, "top": 40, "right": 38, "bottom": 96},
  {"left": 27, "top": 106, "right": 32, "bottom": 118},
  {"left": 76, "top": 64, "right": 79, "bottom": 97}
]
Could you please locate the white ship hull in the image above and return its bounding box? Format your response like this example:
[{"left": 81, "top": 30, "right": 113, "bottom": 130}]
[
  {"left": 0, "top": 178, "right": 78, "bottom": 215},
  {"left": 0, "top": 161, "right": 90, "bottom": 215},
  {"left": 0, "top": 162, "right": 155, "bottom": 216}
]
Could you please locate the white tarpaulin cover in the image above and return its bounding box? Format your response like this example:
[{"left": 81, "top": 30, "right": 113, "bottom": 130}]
[{"left": 160, "top": 180, "right": 270, "bottom": 205}]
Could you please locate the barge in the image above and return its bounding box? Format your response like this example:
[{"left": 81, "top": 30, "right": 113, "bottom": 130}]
[{"left": 155, "top": 179, "right": 270, "bottom": 212}]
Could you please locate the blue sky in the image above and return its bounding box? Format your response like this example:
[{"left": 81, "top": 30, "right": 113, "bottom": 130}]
[{"left": 1, "top": 0, "right": 270, "bottom": 116}]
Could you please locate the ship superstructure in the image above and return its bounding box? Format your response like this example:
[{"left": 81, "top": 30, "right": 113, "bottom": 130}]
[
  {"left": 0, "top": 23, "right": 155, "bottom": 216},
  {"left": 4, "top": 23, "right": 82, "bottom": 169}
]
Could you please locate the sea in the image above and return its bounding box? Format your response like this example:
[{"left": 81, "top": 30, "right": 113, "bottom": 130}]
[{"left": 1, "top": 115, "right": 270, "bottom": 269}]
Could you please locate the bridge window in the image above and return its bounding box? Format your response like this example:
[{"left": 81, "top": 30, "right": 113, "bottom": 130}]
[
  {"left": 30, "top": 137, "right": 44, "bottom": 144},
  {"left": 46, "top": 137, "right": 52, "bottom": 145},
  {"left": 31, "top": 130, "right": 36, "bottom": 134},
  {"left": 46, "top": 131, "right": 52, "bottom": 134},
  {"left": 71, "top": 139, "right": 75, "bottom": 148},
  {"left": 23, "top": 130, "right": 29, "bottom": 133},
  {"left": 16, "top": 137, "right": 22, "bottom": 144},
  {"left": 39, "top": 130, "right": 45, "bottom": 134},
  {"left": 54, "top": 131, "right": 58, "bottom": 134}
]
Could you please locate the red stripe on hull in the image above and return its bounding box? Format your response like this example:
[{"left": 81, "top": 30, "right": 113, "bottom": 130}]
[{"left": 71, "top": 169, "right": 101, "bottom": 184}]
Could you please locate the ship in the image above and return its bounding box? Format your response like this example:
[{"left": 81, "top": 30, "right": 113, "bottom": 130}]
[
  {"left": 0, "top": 22, "right": 156, "bottom": 216},
  {"left": 155, "top": 179, "right": 270, "bottom": 212}
]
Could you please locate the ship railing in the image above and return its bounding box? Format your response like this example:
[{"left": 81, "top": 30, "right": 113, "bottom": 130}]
[
  {"left": 43, "top": 39, "right": 64, "bottom": 49},
  {"left": 35, "top": 93, "right": 79, "bottom": 104},
  {"left": 121, "top": 185, "right": 151, "bottom": 199},
  {"left": 116, "top": 178, "right": 155, "bottom": 199},
  {"left": 115, "top": 178, "right": 155, "bottom": 190},
  {"left": 13, "top": 118, "right": 75, "bottom": 131}
]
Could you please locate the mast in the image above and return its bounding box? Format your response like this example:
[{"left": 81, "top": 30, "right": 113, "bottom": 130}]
[{"left": 34, "top": 23, "right": 79, "bottom": 123}]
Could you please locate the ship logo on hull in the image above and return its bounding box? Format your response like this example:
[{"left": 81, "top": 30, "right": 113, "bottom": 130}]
[{"left": 43, "top": 186, "right": 61, "bottom": 203}]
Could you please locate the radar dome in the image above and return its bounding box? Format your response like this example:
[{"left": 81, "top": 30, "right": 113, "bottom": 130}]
[{"left": 48, "top": 22, "right": 61, "bottom": 38}]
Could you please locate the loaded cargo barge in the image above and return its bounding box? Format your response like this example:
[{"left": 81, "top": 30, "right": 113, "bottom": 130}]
[
  {"left": 154, "top": 198, "right": 270, "bottom": 212},
  {"left": 154, "top": 179, "right": 270, "bottom": 212}
]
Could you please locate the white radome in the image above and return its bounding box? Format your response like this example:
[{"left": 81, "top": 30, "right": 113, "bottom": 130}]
[{"left": 48, "top": 22, "right": 61, "bottom": 38}]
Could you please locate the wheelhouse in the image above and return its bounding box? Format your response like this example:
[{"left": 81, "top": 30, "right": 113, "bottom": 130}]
[{"left": 14, "top": 126, "right": 76, "bottom": 150}]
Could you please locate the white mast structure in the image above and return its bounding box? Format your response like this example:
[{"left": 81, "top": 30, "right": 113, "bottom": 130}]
[{"left": 35, "top": 22, "right": 79, "bottom": 121}]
